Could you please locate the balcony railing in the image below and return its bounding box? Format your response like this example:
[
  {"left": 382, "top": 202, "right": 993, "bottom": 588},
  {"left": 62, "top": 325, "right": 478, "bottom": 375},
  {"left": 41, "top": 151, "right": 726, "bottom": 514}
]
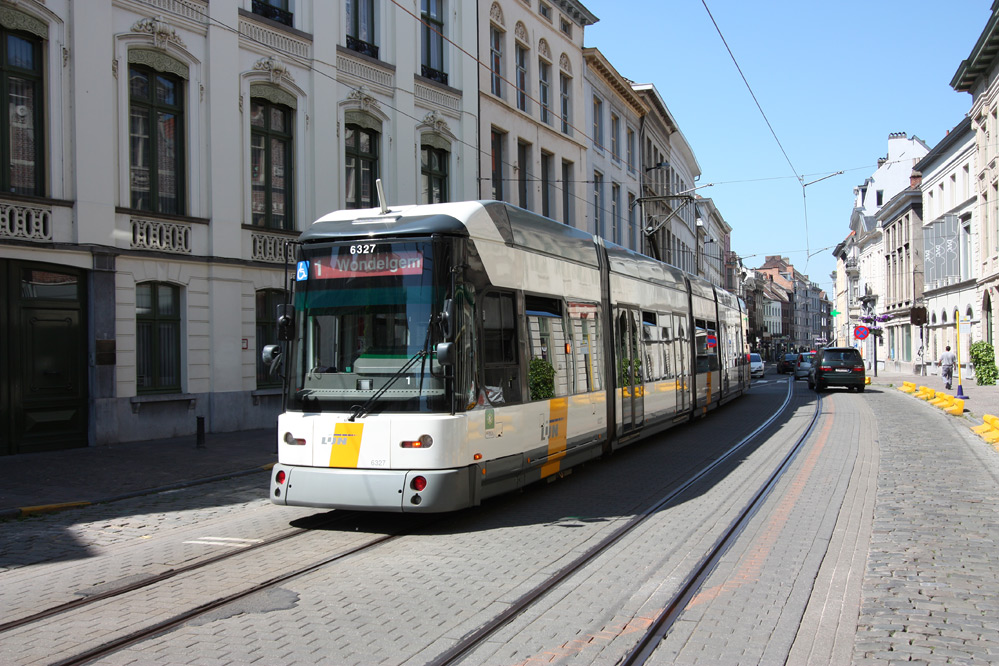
[
  {"left": 421, "top": 65, "right": 449, "bottom": 86},
  {"left": 347, "top": 35, "right": 379, "bottom": 60},
  {"left": 251, "top": 0, "right": 293, "bottom": 27}
]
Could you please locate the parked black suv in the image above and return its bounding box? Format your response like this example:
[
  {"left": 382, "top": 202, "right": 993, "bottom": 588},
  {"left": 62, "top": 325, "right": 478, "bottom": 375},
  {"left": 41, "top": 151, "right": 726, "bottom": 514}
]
[{"left": 808, "top": 347, "right": 866, "bottom": 392}]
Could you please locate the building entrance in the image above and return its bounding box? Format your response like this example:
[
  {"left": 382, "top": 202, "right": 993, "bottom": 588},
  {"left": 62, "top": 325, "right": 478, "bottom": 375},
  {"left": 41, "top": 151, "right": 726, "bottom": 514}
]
[{"left": 0, "top": 260, "right": 88, "bottom": 455}]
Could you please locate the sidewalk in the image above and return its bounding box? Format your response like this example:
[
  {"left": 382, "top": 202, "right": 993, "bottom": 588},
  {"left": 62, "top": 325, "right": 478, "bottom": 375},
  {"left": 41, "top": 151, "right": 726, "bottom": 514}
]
[
  {"left": 867, "top": 366, "right": 999, "bottom": 419},
  {"left": 0, "top": 428, "right": 277, "bottom": 520}
]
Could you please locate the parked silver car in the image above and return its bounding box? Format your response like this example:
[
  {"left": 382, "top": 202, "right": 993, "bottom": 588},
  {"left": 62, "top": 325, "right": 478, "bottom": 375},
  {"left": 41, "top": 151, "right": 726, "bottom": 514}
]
[{"left": 794, "top": 352, "right": 816, "bottom": 380}]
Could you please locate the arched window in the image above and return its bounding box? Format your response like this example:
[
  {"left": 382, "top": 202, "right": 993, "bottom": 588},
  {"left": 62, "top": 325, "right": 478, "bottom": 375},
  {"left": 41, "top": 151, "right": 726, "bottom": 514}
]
[
  {"left": 129, "top": 64, "right": 185, "bottom": 214},
  {"left": 2, "top": 20, "right": 45, "bottom": 196},
  {"left": 250, "top": 98, "right": 294, "bottom": 229},
  {"left": 345, "top": 122, "right": 379, "bottom": 208}
]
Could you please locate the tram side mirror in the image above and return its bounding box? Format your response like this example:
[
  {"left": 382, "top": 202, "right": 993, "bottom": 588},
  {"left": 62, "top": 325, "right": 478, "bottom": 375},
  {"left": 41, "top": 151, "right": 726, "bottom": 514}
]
[
  {"left": 436, "top": 342, "right": 454, "bottom": 366},
  {"left": 276, "top": 304, "right": 294, "bottom": 341},
  {"left": 261, "top": 344, "right": 282, "bottom": 371},
  {"left": 440, "top": 299, "right": 455, "bottom": 341}
]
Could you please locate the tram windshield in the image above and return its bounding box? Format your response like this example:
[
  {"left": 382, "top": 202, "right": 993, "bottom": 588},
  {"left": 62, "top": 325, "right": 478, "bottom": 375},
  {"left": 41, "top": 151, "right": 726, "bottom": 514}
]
[{"left": 286, "top": 239, "right": 451, "bottom": 413}]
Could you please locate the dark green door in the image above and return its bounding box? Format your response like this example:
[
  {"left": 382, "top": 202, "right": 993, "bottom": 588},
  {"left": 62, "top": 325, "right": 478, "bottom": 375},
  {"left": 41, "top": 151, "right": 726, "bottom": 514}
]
[{"left": 2, "top": 261, "right": 88, "bottom": 455}]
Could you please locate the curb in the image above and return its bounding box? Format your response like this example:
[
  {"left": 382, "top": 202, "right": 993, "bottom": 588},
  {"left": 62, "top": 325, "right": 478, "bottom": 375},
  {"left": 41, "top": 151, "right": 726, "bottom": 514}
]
[{"left": 0, "top": 463, "right": 275, "bottom": 522}]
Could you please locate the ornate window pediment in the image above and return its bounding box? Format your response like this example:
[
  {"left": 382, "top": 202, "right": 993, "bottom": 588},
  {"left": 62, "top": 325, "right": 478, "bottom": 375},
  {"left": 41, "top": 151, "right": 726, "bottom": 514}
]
[
  {"left": 250, "top": 82, "right": 296, "bottom": 109},
  {"left": 129, "top": 48, "right": 189, "bottom": 80},
  {"left": 0, "top": 5, "right": 47, "bottom": 39},
  {"left": 490, "top": 2, "right": 505, "bottom": 27}
]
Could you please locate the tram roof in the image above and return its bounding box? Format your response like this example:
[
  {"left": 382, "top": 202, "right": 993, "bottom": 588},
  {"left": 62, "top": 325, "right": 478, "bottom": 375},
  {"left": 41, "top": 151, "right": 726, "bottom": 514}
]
[{"left": 302, "top": 201, "right": 729, "bottom": 302}]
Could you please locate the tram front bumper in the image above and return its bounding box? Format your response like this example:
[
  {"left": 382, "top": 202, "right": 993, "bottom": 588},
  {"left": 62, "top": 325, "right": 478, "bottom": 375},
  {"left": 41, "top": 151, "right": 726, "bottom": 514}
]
[{"left": 270, "top": 464, "right": 477, "bottom": 513}]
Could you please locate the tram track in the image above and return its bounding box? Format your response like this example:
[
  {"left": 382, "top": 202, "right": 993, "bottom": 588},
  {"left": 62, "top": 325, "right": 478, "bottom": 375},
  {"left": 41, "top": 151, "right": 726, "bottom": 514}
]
[
  {"left": 0, "top": 511, "right": 348, "bottom": 634},
  {"left": 7, "top": 380, "right": 810, "bottom": 666},
  {"left": 4, "top": 508, "right": 445, "bottom": 666},
  {"left": 428, "top": 378, "right": 819, "bottom": 666}
]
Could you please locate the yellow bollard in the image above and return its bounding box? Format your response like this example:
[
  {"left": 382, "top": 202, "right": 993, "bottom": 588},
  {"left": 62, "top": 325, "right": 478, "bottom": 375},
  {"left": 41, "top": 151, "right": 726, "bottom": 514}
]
[
  {"left": 916, "top": 387, "right": 935, "bottom": 401},
  {"left": 931, "top": 393, "right": 952, "bottom": 408},
  {"left": 900, "top": 381, "right": 916, "bottom": 393},
  {"left": 946, "top": 398, "right": 964, "bottom": 416}
]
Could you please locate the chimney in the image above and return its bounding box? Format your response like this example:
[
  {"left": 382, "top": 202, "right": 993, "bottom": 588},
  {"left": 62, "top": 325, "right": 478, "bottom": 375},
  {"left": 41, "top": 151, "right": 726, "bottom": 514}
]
[{"left": 910, "top": 170, "right": 922, "bottom": 188}]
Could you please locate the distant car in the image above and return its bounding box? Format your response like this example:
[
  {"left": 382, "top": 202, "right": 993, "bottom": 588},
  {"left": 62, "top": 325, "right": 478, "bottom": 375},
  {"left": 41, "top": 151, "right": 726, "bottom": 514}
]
[
  {"left": 794, "top": 352, "right": 816, "bottom": 380},
  {"left": 777, "top": 353, "right": 797, "bottom": 374},
  {"left": 749, "top": 353, "right": 765, "bottom": 378},
  {"left": 808, "top": 347, "right": 866, "bottom": 392}
]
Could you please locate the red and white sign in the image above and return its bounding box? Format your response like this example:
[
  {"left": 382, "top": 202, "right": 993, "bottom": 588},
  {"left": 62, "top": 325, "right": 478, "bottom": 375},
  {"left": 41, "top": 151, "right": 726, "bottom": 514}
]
[{"left": 311, "top": 251, "right": 424, "bottom": 279}]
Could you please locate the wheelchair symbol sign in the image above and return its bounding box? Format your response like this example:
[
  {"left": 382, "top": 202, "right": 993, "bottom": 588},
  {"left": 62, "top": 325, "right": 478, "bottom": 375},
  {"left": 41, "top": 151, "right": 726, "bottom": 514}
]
[{"left": 296, "top": 261, "right": 310, "bottom": 281}]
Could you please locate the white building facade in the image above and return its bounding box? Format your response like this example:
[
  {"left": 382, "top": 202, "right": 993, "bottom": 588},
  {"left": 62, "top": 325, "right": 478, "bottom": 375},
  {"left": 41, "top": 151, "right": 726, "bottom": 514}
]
[
  {"left": 915, "top": 117, "right": 978, "bottom": 376},
  {"left": 477, "top": 0, "right": 597, "bottom": 230},
  {"left": 952, "top": 7, "right": 999, "bottom": 361},
  {"left": 582, "top": 47, "right": 645, "bottom": 249},
  {"left": 847, "top": 133, "right": 929, "bottom": 369},
  {"left": 632, "top": 84, "right": 701, "bottom": 272},
  {"left": 0, "top": 0, "right": 479, "bottom": 454}
]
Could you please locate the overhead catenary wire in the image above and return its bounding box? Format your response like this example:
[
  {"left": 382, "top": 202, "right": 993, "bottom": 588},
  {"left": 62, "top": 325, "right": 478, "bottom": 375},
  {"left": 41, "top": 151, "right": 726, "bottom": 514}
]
[{"left": 700, "top": 0, "right": 848, "bottom": 268}]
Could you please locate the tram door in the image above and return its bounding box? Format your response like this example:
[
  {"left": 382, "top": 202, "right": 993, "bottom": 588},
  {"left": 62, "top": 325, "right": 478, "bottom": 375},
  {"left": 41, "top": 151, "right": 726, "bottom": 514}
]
[
  {"left": 0, "top": 261, "right": 88, "bottom": 455},
  {"left": 616, "top": 308, "right": 644, "bottom": 433},
  {"left": 673, "top": 314, "right": 689, "bottom": 413}
]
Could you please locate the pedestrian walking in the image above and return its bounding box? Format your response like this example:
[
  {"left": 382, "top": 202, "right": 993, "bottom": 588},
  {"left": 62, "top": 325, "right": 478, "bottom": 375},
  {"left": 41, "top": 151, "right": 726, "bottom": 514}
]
[{"left": 939, "top": 345, "right": 957, "bottom": 390}]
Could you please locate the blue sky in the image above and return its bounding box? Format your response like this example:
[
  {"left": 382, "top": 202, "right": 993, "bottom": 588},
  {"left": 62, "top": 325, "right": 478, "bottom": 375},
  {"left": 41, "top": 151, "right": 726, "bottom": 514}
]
[{"left": 580, "top": 0, "right": 988, "bottom": 296}]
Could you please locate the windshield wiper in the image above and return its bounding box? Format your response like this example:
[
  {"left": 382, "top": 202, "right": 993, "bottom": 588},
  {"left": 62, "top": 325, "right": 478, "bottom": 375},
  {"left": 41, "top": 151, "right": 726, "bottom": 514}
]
[{"left": 348, "top": 313, "right": 436, "bottom": 421}]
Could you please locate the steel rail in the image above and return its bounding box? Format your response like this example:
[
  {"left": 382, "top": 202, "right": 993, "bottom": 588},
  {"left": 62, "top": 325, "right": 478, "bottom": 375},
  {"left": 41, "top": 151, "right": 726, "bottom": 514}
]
[
  {"left": 49, "top": 526, "right": 412, "bottom": 666},
  {"left": 619, "top": 384, "right": 822, "bottom": 665},
  {"left": 38, "top": 383, "right": 797, "bottom": 666},
  {"left": 0, "top": 511, "right": 350, "bottom": 634},
  {"left": 427, "top": 379, "right": 800, "bottom": 666}
]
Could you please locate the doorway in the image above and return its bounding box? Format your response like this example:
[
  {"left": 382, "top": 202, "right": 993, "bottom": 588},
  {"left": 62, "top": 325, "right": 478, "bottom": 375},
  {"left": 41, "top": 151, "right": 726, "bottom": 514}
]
[{"left": 1, "top": 260, "right": 89, "bottom": 455}]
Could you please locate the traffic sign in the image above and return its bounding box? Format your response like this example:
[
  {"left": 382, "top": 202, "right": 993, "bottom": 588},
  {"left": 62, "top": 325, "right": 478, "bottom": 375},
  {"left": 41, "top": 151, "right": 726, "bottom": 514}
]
[
  {"left": 706, "top": 334, "right": 718, "bottom": 348},
  {"left": 854, "top": 325, "right": 869, "bottom": 340}
]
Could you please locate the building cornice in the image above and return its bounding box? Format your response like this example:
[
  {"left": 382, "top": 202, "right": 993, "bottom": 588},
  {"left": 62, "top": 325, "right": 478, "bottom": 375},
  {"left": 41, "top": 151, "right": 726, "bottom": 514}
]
[
  {"left": 583, "top": 48, "right": 648, "bottom": 117},
  {"left": 951, "top": 2, "right": 999, "bottom": 92}
]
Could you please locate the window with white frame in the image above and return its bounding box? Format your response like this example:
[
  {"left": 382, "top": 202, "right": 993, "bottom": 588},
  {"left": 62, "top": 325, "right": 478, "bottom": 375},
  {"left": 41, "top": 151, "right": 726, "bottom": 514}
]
[
  {"left": 421, "top": 0, "right": 446, "bottom": 84},
  {"left": 626, "top": 127, "right": 635, "bottom": 171},
  {"left": 610, "top": 113, "right": 619, "bottom": 160},
  {"left": 2, "top": 25, "right": 44, "bottom": 196},
  {"left": 593, "top": 170, "right": 603, "bottom": 237},
  {"left": 559, "top": 72, "right": 571, "bottom": 134},
  {"left": 490, "top": 26, "right": 503, "bottom": 98},
  {"left": 611, "top": 182, "right": 620, "bottom": 244},
  {"left": 592, "top": 96, "right": 603, "bottom": 147},
  {"left": 136, "top": 282, "right": 181, "bottom": 394},
  {"left": 515, "top": 43, "right": 529, "bottom": 112},
  {"left": 539, "top": 59, "right": 552, "bottom": 124},
  {"left": 346, "top": 0, "right": 378, "bottom": 59},
  {"left": 130, "top": 64, "right": 185, "bottom": 214}
]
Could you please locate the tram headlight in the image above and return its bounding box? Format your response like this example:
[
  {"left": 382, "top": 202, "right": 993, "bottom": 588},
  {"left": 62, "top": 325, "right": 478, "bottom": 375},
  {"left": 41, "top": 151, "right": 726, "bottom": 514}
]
[
  {"left": 410, "top": 476, "right": 427, "bottom": 492},
  {"left": 401, "top": 434, "right": 433, "bottom": 448}
]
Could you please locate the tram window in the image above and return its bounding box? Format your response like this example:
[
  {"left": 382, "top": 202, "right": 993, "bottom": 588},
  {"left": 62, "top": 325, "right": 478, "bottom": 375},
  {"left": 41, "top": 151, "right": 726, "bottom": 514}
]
[
  {"left": 642, "top": 320, "right": 661, "bottom": 381},
  {"left": 661, "top": 319, "right": 673, "bottom": 378},
  {"left": 694, "top": 320, "right": 719, "bottom": 373},
  {"left": 569, "top": 302, "right": 602, "bottom": 393},
  {"left": 526, "top": 296, "right": 570, "bottom": 398},
  {"left": 482, "top": 291, "right": 521, "bottom": 403}
]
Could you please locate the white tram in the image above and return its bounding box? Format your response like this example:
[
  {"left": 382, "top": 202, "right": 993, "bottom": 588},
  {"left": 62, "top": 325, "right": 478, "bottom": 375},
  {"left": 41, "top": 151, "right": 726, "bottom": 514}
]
[{"left": 267, "top": 200, "right": 749, "bottom": 512}]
